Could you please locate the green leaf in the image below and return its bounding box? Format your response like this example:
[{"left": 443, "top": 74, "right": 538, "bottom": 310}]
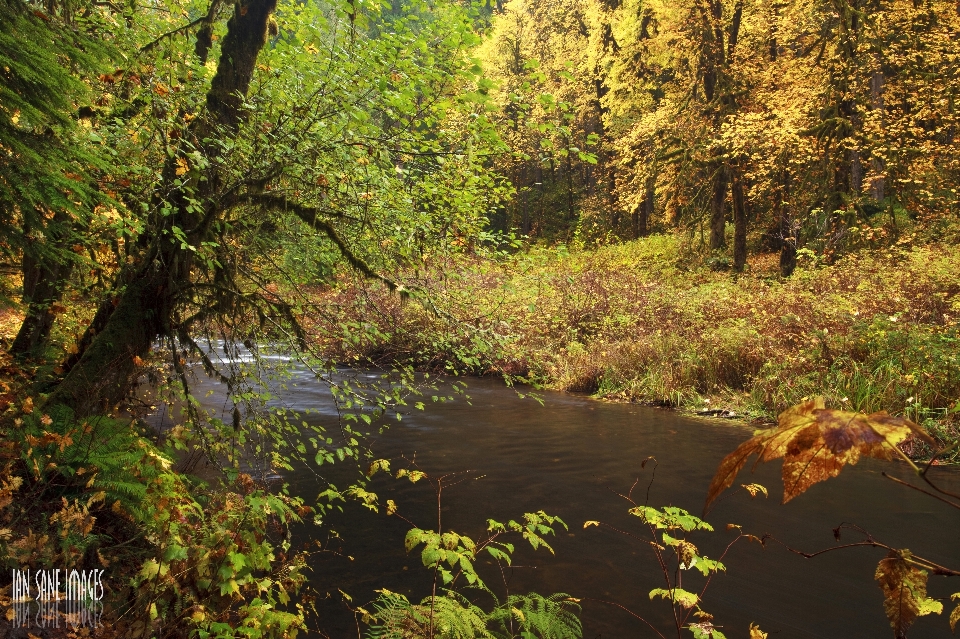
[{"left": 650, "top": 588, "right": 698, "bottom": 608}]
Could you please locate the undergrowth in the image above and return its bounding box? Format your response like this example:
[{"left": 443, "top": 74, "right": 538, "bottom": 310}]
[
  {"left": 307, "top": 235, "right": 960, "bottom": 461},
  {"left": 0, "top": 396, "right": 312, "bottom": 638}
]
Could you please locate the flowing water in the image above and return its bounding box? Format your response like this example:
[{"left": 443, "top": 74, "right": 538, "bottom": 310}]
[{"left": 183, "top": 368, "right": 960, "bottom": 638}]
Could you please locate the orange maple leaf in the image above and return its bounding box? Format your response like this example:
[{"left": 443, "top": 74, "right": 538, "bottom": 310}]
[{"left": 705, "top": 398, "right": 934, "bottom": 510}]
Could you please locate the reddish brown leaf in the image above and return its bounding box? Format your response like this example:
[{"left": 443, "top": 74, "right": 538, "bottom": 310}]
[
  {"left": 781, "top": 440, "right": 845, "bottom": 503},
  {"left": 704, "top": 434, "right": 765, "bottom": 512}
]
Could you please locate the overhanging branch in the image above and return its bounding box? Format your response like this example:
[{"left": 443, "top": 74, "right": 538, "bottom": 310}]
[{"left": 242, "top": 193, "right": 399, "bottom": 291}]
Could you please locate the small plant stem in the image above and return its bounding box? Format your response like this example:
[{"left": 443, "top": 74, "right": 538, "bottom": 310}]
[
  {"left": 889, "top": 441, "right": 922, "bottom": 473},
  {"left": 881, "top": 472, "right": 960, "bottom": 510},
  {"left": 580, "top": 597, "right": 668, "bottom": 639}
]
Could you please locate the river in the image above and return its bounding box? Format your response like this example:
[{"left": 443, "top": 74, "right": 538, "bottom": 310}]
[{"left": 180, "top": 367, "right": 960, "bottom": 638}]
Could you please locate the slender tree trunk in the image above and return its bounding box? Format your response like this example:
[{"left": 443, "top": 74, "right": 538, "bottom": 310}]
[
  {"left": 778, "top": 169, "right": 796, "bottom": 277},
  {"left": 869, "top": 68, "right": 886, "bottom": 201},
  {"left": 709, "top": 164, "right": 728, "bottom": 249},
  {"left": 12, "top": 211, "right": 75, "bottom": 359},
  {"left": 731, "top": 170, "right": 747, "bottom": 271},
  {"left": 46, "top": 0, "right": 278, "bottom": 417},
  {"left": 634, "top": 173, "right": 653, "bottom": 238},
  {"left": 609, "top": 160, "right": 620, "bottom": 232}
]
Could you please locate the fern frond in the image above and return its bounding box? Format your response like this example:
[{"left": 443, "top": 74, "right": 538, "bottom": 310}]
[
  {"left": 366, "top": 590, "right": 493, "bottom": 639},
  {"left": 488, "top": 593, "right": 582, "bottom": 639}
]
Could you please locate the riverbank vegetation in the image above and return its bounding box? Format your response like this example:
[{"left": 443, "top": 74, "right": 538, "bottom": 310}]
[
  {"left": 312, "top": 234, "right": 960, "bottom": 461},
  {"left": 1, "top": 0, "right": 960, "bottom": 634}
]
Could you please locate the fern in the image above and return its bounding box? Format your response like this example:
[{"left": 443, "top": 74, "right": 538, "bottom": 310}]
[
  {"left": 365, "top": 591, "right": 582, "bottom": 639},
  {"left": 488, "top": 593, "right": 582, "bottom": 639},
  {"left": 20, "top": 409, "right": 168, "bottom": 523},
  {"left": 366, "top": 590, "right": 492, "bottom": 639}
]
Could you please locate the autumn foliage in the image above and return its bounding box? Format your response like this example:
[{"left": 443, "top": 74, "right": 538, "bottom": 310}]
[{"left": 704, "top": 397, "right": 933, "bottom": 508}]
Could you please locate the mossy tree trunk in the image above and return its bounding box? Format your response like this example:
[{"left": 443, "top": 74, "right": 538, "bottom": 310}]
[
  {"left": 11, "top": 243, "right": 72, "bottom": 359},
  {"left": 46, "top": 0, "right": 278, "bottom": 417}
]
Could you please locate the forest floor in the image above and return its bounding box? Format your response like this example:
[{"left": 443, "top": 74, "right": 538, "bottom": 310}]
[{"left": 311, "top": 234, "right": 960, "bottom": 461}]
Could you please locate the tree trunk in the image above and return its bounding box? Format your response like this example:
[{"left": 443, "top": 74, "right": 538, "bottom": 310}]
[
  {"left": 731, "top": 171, "right": 747, "bottom": 271},
  {"left": 869, "top": 68, "right": 886, "bottom": 201},
  {"left": 46, "top": 0, "right": 278, "bottom": 417},
  {"left": 778, "top": 169, "right": 796, "bottom": 277},
  {"left": 45, "top": 259, "right": 174, "bottom": 415},
  {"left": 11, "top": 250, "right": 72, "bottom": 359},
  {"left": 633, "top": 174, "right": 653, "bottom": 238},
  {"left": 709, "top": 164, "right": 727, "bottom": 249}
]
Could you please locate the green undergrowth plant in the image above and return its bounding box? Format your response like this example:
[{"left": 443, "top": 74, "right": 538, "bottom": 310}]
[
  {"left": 357, "top": 461, "right": 582, "bottom": 639},
  {"left": 0, "top": 395, "right": 314, "bottom": 639},
  {"left": 582, "top": 460, "right": 771, "bottom": 639}
]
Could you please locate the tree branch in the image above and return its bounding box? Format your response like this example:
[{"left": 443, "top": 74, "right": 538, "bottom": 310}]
[
  {"left": 140, "top": 16, "right": 207, "bottom": 53},
  {"left": 243, "top": 193, "right": 399, "bottom": 291}
]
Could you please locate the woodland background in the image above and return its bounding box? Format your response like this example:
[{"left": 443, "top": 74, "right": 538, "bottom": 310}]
[{"left": 0, "top": 0, "right": 959, "bottom": 635}]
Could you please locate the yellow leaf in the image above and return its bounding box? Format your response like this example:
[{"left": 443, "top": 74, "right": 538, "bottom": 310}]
[
  {"left": 749, "top": 622, "right": 768, "bottom": 638},
  {"left": 583, "top": 520, "right": 600, "bottom": 528},
  {"left": 742, "top": 483, "right": 768, "bottom": 498},
  {"left": 875, "top": 550, "right": 943, "bottom": 636},
  {"left": 950, "top": 593, "right": 960, "bottom": 632},
  {"left": 386, "top": 500, "right": 397, "bottom": 516},
  {"left": 175, "top": 158, "right": 189, "bottom": 176}
]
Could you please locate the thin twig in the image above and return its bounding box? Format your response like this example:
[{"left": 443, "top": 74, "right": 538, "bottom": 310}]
[{"left": 882, "top": 472, "right": 960, "bottom": 510}]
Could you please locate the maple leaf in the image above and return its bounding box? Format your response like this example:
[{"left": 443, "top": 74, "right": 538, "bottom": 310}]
[
  {"left": 875, "top": 550, "right": 943, "bottom": 636},
  {"left": 705, "top": 398, "right": 933, "bottom": 509},
  {"left": 649, "top": 587, "right": 698, "bottom": 608}
]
